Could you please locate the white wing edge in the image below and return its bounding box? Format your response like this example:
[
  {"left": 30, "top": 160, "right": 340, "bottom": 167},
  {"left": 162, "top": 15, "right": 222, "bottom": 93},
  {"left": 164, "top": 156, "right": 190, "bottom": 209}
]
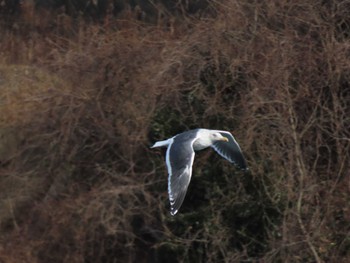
[{"left": 166, "top": 136, "right": 198, "bottom": 216}]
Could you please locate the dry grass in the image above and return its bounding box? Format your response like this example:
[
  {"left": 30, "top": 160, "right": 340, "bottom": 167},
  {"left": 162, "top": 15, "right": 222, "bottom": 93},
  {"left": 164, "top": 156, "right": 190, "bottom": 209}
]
[{"left": 0, "top": 0, "right": 349, "bottom": 262}]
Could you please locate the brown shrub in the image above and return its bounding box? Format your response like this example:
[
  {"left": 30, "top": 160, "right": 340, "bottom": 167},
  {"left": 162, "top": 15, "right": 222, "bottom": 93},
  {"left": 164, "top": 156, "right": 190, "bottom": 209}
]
[{"left": 0, "top": 0, "right": 349, "bottom": 262}]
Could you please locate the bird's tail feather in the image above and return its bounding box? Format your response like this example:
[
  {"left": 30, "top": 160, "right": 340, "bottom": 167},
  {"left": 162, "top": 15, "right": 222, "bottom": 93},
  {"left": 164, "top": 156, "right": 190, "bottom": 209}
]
[{"left": 150, "top": 139, "right": 170, "bottom": 148}]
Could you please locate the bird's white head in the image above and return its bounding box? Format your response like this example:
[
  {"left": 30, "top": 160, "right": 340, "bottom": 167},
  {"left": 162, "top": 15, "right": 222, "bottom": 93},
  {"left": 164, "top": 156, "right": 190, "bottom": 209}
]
[{"left": 210, "top": 132, "right": 229, "bottom": 143}]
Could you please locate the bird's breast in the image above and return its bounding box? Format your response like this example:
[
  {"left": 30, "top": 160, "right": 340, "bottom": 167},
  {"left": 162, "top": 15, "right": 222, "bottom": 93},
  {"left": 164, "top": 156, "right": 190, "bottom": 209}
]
[{"left": 193, "top": 137, "right": 212, "bottom": 151}]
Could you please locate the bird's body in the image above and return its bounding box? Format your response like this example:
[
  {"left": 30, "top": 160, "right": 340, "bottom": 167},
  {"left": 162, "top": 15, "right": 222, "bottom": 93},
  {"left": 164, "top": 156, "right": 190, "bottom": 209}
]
[{"left": 151, "top": 128, "right": 248, "bottom": 215}]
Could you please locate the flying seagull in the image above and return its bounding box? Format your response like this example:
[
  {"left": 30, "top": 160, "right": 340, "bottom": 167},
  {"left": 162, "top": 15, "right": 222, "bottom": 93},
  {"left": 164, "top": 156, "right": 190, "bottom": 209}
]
[{"left": 151, "top": 128, "right": 248, "bottom": 215}]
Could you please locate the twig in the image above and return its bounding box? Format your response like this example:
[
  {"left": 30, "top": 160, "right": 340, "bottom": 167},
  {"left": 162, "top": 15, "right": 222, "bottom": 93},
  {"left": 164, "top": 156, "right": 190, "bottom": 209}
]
[{"left": 286, "top": 86, "right": 322, "bottom": 263}]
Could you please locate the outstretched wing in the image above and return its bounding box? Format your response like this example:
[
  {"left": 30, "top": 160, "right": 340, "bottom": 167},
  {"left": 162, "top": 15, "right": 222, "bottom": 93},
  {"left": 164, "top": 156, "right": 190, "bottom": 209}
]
[
  {"left": 211, "top": 130, "right": 248, "bottom": 170},
  {"left": 166, "top": 134, "right": 198, "bottom": 215}
]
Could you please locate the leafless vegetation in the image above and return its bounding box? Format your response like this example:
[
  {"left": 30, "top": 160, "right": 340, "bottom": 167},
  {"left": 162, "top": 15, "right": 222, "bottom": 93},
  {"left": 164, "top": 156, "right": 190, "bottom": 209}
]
[{"left": 0, "top": 0, "right": 349, "bottom": 262}]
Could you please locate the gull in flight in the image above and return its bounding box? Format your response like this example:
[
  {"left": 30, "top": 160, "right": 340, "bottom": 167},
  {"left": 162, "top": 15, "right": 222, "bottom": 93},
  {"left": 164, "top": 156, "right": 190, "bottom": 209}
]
[{"left": 151, "top": 128, "right": 248, "bottom": 215}]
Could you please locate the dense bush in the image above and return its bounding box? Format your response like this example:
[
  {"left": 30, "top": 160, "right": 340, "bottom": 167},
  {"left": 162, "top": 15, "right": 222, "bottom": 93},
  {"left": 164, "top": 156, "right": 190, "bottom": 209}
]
[{"left": 0, "top": 0, "right": 349, "bottom": 262}]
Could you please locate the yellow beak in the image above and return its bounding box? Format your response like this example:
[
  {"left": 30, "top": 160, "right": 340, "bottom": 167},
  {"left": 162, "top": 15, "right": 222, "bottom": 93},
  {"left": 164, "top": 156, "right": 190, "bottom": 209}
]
[{"left": 221, "top": 137, "right": 229, "bottom": 142}]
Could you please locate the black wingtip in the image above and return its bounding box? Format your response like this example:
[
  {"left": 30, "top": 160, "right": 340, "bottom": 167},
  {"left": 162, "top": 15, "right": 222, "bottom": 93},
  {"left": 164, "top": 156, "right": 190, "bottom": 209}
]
[{"left": 170, "top": 207, "right": 178, "bottom": 216}]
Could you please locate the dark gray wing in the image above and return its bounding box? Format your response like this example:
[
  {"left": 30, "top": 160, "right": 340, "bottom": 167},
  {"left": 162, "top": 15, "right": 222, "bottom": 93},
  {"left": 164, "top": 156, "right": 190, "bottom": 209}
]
[
  {"left": 165, "top": 131, "right": 198, "bottom": 215},
  {"left": 211, "top": 130, "right": 248, "bottom": 170}
]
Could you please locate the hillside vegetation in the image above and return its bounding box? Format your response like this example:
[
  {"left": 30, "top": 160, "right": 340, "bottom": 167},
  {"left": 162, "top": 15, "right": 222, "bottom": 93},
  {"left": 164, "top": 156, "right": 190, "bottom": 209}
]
[{"left": 0, "top": 0, "right": 349, "bottom": 262}]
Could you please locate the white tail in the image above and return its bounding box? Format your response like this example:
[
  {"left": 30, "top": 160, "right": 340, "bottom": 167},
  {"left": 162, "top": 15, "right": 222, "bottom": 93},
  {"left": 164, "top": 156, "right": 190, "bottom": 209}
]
[{"left": 151, "top": 139, "right": 171, "bottom": 148}]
